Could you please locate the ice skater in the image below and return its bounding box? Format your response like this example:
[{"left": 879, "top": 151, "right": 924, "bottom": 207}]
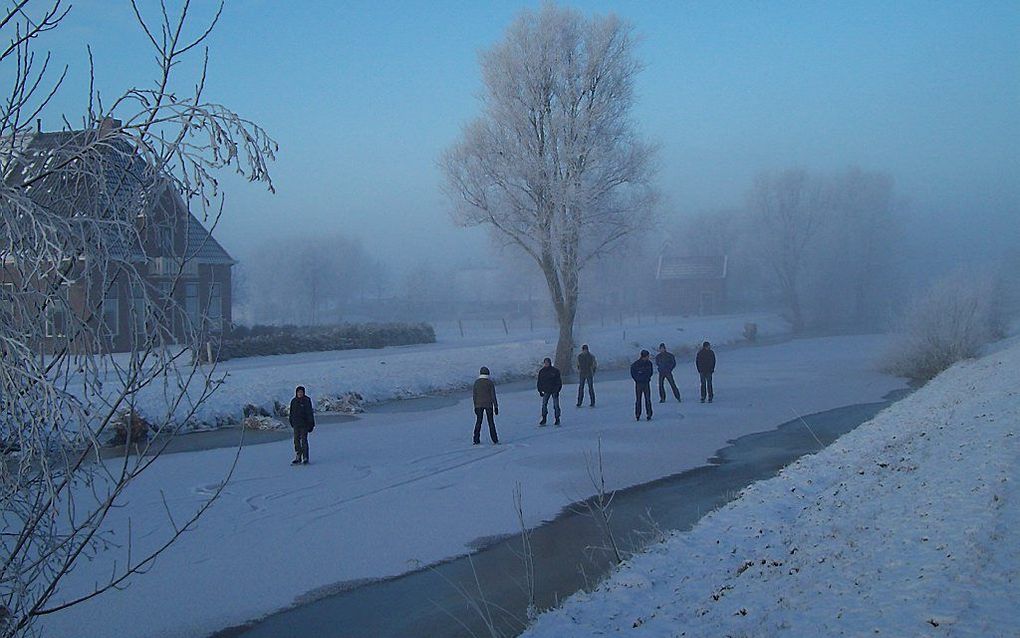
[
  {"left": 472, "top": 366, "right": 500, "bottom": 444},
  {"left": 655, "top": 342, "right": 682, "bottom": 403},
  {"left": 537, "top": 357, "right": 562, "bottom": 426},
  {"left": 630, "top": 350, "right": 654, "bottom": 421},
  {"left": 576, "top": 344, "right": 597, "bottom": 407},
  {"left": 289, "top": 385, "right": 315, "bottom": 465},
  {"left": 696, "top": 341, "right": 716, "bottom": 403}
]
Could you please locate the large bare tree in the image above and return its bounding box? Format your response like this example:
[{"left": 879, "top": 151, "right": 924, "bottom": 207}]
[
  {"left": 0, "top": 1, "right": 275, "bottom": 635},
  {"left": 747, "top": 169, "right": 830, "bottom": 332},
  {"left": 442, "top": 3, "right": 656, "bottom": 372}
]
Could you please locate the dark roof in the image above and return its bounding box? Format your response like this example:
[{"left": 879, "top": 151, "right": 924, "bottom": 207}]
[
  {"left": 3, "top": 128, "right": 233, "bottom": 265},
  {"left": 656, "top": 255, "right": 728, "bottom": 280},
  {"left": 183, "top": 214, "right": 234, "bottom": 264}
]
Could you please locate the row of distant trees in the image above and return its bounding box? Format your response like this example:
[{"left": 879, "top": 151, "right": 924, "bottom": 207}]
[{"left": 671, "top": 166, "right": 902, "bottom": 332}]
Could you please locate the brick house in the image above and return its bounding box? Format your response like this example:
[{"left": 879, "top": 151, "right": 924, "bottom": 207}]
[
  {"left": 655, "top": 249, "right": 728, "bottom": 316},
  {"left": 1, "top": 123, "right": 233, "bottom": 353}
]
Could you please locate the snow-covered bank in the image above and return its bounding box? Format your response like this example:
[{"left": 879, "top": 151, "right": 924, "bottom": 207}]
[
  {"left": 522, "top": 339, "right": 1020, "bottom": 637},
  {"left": 140, "top": 313, "right": 787, "bottom": 426}
]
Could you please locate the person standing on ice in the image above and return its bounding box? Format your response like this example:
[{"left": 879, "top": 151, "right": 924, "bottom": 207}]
[
  {"left": 630, "top": 350, "right": 654, "bottom": 421},
  {"left": 289, "top": 386, "right": 315, "bottom": 465},
  {"left": 537, "top": 357, "right": 563, "bottom": 426},
  {"left": 696, "top": 341, "right": 716, "bottom": 403},
  {"left": 576, "top": 343, "right": 597, "bottom": 407},
  {"left": 472, "top": 366, "right": 500, "bottom": 445},
  {"left": 655, "top": 342, "right": 682, "bottom": 403}
]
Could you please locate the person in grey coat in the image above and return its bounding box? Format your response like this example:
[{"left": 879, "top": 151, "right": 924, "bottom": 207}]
[
  {"left": 289, "top": 386, "right": 315, "bottom": 465},
  {"left": 655, "top": 343, "right": 682, "bottom": 403},
  {"left": 472, "top": 366, "right": 499, "bottom": 444},
  {"left": 576, "top": 344, "right": 597, "bottom": 407}
]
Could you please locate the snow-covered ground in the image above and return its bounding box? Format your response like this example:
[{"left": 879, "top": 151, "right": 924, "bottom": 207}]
[
  {"left": 522, "top": 338, "right": 1020, "bottom": 637},
  {"left": 36, "top": 333, "right": 903, "bottom": 638},
  {"left": 131, "top": 313, "right": 787, "bottom": 426}
]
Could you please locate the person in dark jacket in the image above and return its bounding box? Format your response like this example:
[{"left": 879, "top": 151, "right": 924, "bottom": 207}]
[
  {"left": 537, "top": 357, "right": 563, "bottom": 426},
  {"left": 696, "top": 341, "right": 716, "bottom": 403},
  {"left": 289, "top": 386, "right": 315, "bottom": 465},
  {"left": 655, "top": 342, "right": 682, "bottom": 403},
  {"left": 576, "top": 344, "right": 597, "bottom": 407},
  {"left": 472, "top": 366, "right": 499, "bottom": 444},
  {"left": 630, "top": 350, "right": 654, "bottom": 421}
]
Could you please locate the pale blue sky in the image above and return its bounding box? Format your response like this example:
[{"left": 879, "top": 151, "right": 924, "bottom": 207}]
[{"left": 20, "top": 0, "right": 1020, "bottom": 270}]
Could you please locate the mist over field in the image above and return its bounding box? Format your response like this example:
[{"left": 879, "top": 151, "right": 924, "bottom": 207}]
[{"left": 25, "top": 0, "right": 1016, "bottom": 331}]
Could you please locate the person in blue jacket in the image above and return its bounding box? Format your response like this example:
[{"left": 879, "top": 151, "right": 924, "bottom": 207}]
[
  {"left": 630, "top": 350, "right": 654, "bottom": 421},
  {"left": 655, "top": 342, "right": 682, "bottom": 403}
]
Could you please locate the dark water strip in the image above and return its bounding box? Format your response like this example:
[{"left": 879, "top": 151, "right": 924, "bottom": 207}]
[{"left": 212, "top": 388, "right": 909, "bottom": 638}]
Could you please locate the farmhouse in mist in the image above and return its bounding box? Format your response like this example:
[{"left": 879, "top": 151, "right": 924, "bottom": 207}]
[{"left": 1, "top": 120, "right": 233, "bottom": 353}]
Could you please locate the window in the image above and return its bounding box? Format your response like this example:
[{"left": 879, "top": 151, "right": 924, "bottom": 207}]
[
  {"left": 45, "top": 283, "right": 70, "bottom": 338},
  {"left": 207, "top": 282, "right": 223, "bottom": 330},
  {"left": 185, "top": 282, "right": 199, "bottom": 328},
  {"left": 131, "top": 282, "right": 148, "bottom": 339},
  {"left": 103, "top": 283, "right": 120, "bottom": 336},
  {"left": 1, "top": 282, "right": 14, "bottom": 326}
]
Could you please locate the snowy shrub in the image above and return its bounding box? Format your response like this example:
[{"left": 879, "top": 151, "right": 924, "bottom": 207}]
[
  {"left": 241, "top": 415, "right": 283, "bottom": 431},
  {"left": 273, "top": 400, "right": 289, "bottom": 417},
  {"left": 242, "top": 403, "right": 270, "bottom": 418},
  {"left": 219, "top": 322, "right": 436, "bottom": 360},
  {"left": 743, "top": 322, "right": 758, "bottom": 342},
  {"left": 317, "top": 392, "right": 365, "bottom": 414},
  {"left": 885, "top": 270, "right": 1002, "bottom": 381},
  {"left": 109, "top": 410, "right": 152, "bottom": 446}
]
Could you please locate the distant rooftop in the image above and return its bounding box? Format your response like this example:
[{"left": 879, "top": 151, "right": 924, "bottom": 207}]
[{"left": 656, "top": 254, "right": 728, "bottom": 280}]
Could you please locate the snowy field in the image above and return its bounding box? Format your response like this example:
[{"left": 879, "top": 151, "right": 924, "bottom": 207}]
[
  {"left": 132, "top": 313, "right": 788, "bottom": 426},
  {"left": 37, "top": 333, "right": 904, "bottom": 638},
  {"left": 521, "top": 338, "right": 1020, "bottom": 637}
]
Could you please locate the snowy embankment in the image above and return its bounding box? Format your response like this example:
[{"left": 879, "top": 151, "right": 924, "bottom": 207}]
[
  {"left": 141, "top": 313, "right": 786, "bottom": 427},
  {"left": 522, "top": 339, "right": 1020, "bottom": 637}
]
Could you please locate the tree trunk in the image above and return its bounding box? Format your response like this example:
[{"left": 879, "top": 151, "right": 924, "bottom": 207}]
[
  {"left": 554, "top": 302, "right": 576, "bottom": 375},
  {"left": 786, "top": 288, "right": 804, "bottom": 333}
]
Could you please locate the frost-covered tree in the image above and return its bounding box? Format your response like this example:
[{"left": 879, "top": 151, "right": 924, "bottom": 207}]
[
  {"left": 442, "top": 3, "right": 656, "bottom": 372},
  {"left": 747, "top": 169, "right": 830, "bottom": 332},
  {"left": 823, "top": 167, "right": 901, "bottom": 328},
  {"left": 0, "top": 1, "right": 275, "bottom": 634},
  {"left": 238, "top": 233, "right": 376, "bottom": 325}
]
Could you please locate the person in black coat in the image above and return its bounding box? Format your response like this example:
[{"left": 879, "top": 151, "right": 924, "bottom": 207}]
[
  {"left": 655, "top": 342, "right": 682, "bottom": 403},
  {"left": 575, "top": 344, "right": 597, "bottom": 407},
  {"left": 630, "top": 350, "right": 654, "bottom": 420},
  {"left": 289, "top": 385, "right": 315, "bottom": 464},
  {"left": 696, "top": 341, "right": 716, "bottom": 403},
  {"left": 537, "top": 357, "right": 563, "bottom": 426}
]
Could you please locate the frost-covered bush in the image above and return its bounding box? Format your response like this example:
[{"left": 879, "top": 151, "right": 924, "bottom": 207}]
[
  {"left": 241, "top": 415, "right": 283, "bottom": 431},
  {"left": 219, "top": 322, "right": 436, "bottom": 360},
  {"left": 110, "top": 410, "right": 152, "bottom": 446},
  {"left": 317, "top": 392, "right": 365, "bottom": 414},
  {"left": 885, "top": 270, "right": 1002, "bottom": 381}
]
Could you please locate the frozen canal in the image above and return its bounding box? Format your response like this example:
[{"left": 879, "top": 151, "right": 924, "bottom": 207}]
[{"left": 38, "top": 334, "right": 907, "bottom": 638}]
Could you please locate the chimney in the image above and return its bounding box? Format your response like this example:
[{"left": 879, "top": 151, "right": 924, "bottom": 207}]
[
  {"left": 97, "top": 116, "right": 122, "bottom": 137},
  {"left": 36, "top": 119, "right": 41, "bottom": 133}
]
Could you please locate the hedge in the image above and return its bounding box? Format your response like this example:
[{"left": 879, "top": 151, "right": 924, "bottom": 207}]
[{"left": 218, "top": 322, "right": 436, "bottom": 360}]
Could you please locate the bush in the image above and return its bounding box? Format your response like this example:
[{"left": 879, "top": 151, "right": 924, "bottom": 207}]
[
  {"left": 317, "top": 392, "right": 365, "bottom": 414},
  {"left": 110, "top": 410, "right": 151, "bottom": 446},
  {"left": 242, "top": 415, "right": 283, "bottom": 431},
  {"left": 217, "top": 322, "right": 436, "bottom": 360},
  {"left": 884, "top": 270, "right": 1001, "bottom": 381}
]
